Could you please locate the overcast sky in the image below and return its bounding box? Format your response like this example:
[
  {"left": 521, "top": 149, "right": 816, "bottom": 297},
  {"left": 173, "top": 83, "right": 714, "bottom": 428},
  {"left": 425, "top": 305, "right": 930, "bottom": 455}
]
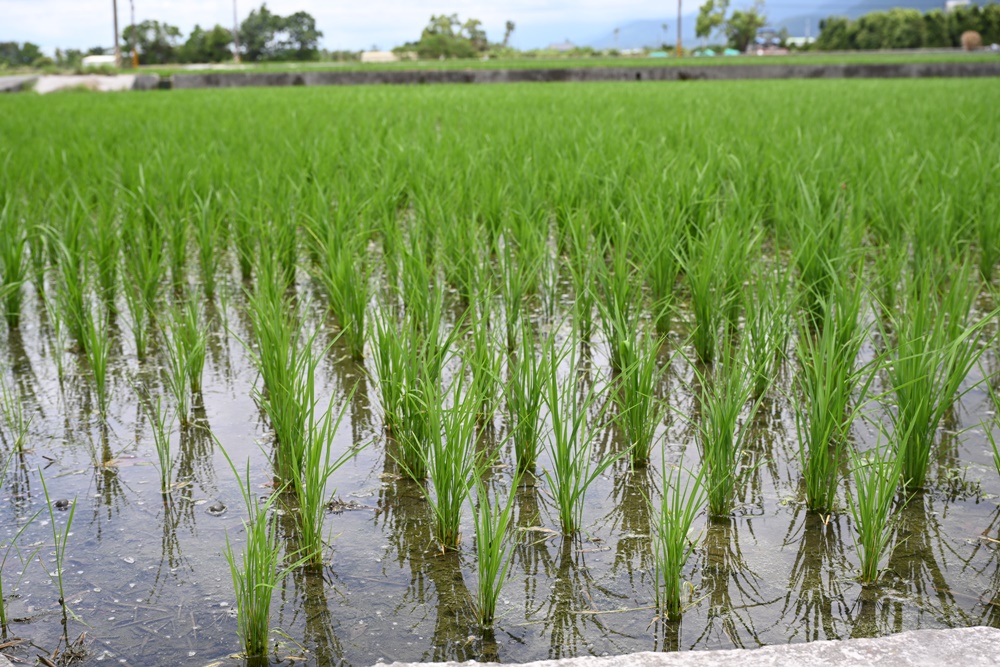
[{"left": 3, "top": 0, "right": 830, "bottom": 53}]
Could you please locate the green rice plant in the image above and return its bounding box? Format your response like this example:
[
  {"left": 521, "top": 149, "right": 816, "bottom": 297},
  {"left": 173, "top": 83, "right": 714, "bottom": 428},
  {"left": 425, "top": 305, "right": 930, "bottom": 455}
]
[
  {"left": 53, "top": 226, "right": 89, "bottom": 345},
  {"left": 565, "top": 229, "right": 597, "bottom": 342},
  {"left": 497, "top": 234, "right": 537, "bottom": 352},
  {"left": 122, "top": 207, "right": 166, "bottom": 319},
  {"left": 245, "top": 263, "right": 312, "bottom": 481},
  {"left": 410, "top": 371, "right": 483, "bottom": 550},
  {"left": 613, "top": 330, "right": 667, "bottom": 468},
  {"left": 290, "top": 387, "right": 357, "bottom": 565},
  {"left": 90, "top": 209, "right": 119, "bottom": 311},
  {"left": 0, "top": 374, "right": 32, "bottom": 452},
  {"left": 164, "top": 292, "right": 208, "bottom": 418},
  {"left": 793, "top": 275, "right": 874, "bottom": 514},
  {"left": 221, "top": 454, "right": 299, "bottom": 660},
  {"left": 166, "top": 207, "right": 190, "bottom": 290},
  {"left": 743, "top": 267, "right": 790, "bottom": 400},
  {"left": 312, "top": 224, "right": 370, "bottom": 360},
  {"left": 542, "top": 335, "right": 619, "bottom": 535},
  {"left": 82, "top": 305, "right": 111, "bottom": 417},
  {"left": 232, "top": 210, "right": 256, "bottom": 283},
  {"left": 38, "top": 470, "right": 76, "bottom": 615},
  {"left": 505, "top": 323, "right": 548, "bottom": 474},
  {"left": 123, "top": 281, "right": 151, "bottom": 360},
  {"left": 682, "top": 224, "right": 726, "bottom": 366},
  {"left": 193, "top": 188, "right": 223, "bottom": 299},
  {"left": 881, "top": 262, "right": 990, "bottom": 489},
  {"left": 636, "top": 204, "right": 682, "bottom": 334},
  {"left": 696, "top": 340, "right": 761, "bottom": 518},
  {"left": 649, "top": 457, "right": 706, "bottom": 619},
  {"left": 370, "top": 301, "right": 405, "bottom": 437},
  {"left": 469, "top": 472, "right": 521, "bottom": 628},
  {"left": 846, "top": 437, "right": 908, "bottom": 584},
  {"left": 468, "top": 300, "right": 504, "bottom": 423},
  {"left": 595, "top": 234, "right": 642, "bottom": 373},
  {"left": 140, "top": 393, "right": 174, "bottom": 494},
  {"left": 0, "top": 202, "right": 28, "bottom": 328},
  {"left": 162, "top": 318, "right": 191, "bottom": 424}
]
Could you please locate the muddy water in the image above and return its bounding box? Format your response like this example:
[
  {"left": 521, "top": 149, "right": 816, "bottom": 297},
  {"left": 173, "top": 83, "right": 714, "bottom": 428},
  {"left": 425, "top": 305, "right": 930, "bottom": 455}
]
[{"left": 2, "top": 274, "right": 1000, "bottom": 667}]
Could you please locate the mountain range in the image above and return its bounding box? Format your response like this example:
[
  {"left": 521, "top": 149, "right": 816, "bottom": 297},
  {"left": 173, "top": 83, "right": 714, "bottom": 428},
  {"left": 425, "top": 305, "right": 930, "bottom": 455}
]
[{"left": 584, "top": 0, "right": 983, "bottom": 49}]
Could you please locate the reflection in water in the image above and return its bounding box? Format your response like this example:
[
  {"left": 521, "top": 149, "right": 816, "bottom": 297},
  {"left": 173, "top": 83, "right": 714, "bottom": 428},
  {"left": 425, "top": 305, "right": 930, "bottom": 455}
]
[
  {"left": 512, "top": 476, "right": 556, "bottom": 621},
  {"left": 695, "top": 518, "right": 778, "bottom": 649},
  {"left": 289, "top": 564, "right": 345, "bottom": 666},
  {"left": 606, "top": 465, "right": 654, "bottom": 591},
  {"left": 780, "top": 510, "right": 852, "bottom": 642},
  {"left": 884, "top": 492, "right": 976, "bottom": 628}
]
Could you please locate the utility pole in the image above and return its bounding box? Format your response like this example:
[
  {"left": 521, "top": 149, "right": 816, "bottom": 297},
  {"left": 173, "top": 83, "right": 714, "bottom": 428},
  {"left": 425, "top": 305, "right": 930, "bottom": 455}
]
[
  {"left": 129, "top": 0, "right": 138, "bottom": 68},
  {"left": 676, "top": 0, "right": 682, "bottom": 58},
  {"left": 112, "top": 0, "right": 122, "bottom": 67},
  {"left": 232, "top": 0, "right": 242, "bottom": 63}
]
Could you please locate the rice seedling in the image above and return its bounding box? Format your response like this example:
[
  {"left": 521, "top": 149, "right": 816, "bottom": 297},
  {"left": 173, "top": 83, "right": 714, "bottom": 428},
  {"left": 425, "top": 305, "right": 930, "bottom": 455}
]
[
  {"left": 846, "top": 436, "right": 908, "bottom": 584},
  {"left": 595, "top": 234, "right": 642, "bottom": 374},
  {"left": 0, "top": 203, "right": 28, "bottom": 328},
  {"left": 53, "top": 225, "right": 89, "bottom": 346},
  {"left": 743, "top": 267, "right": 790, "bottom": 400},
  {"left": 0, "top": 374, "right": 32, "bottom": 453},
  {"left": 38, "top": 470, "right": 76, "bottom": 615},
  {"left": 497, "top": 234, "right": 537, "bottom": 352},
  {"left": 565, "top": 229, "right": 597, "bottom": 342},
  {"left": 0, "top": 454, "right": 39, "bottom": 630},
  {"left": 649, "top": 457, "right": 706, "bottom": 619},
  {"left": 90, "top": 209, "right": 120, "bottom": 311},
  {"left": 221, "top": 452, "right": 300, "bottom": 660},
  {"left": 613, "top": 330, "right": 667, "bottom": 468},
  {"left": 245, "top": 261, "right": 313, "bottom": 481},
  {"left": 468, "top": 300, "right": 504, "bottom": 423},
  {"left": 82, "top": 305, "right": 111, "bottom": 417},
  {"left": 793, "top": 274, "right": 874, "bottom": 514},
  {"left": 695, "top": 340, "right": 761, "bottom": 518},
  {"left": 289, "top": 387, "right": 358, "bottom": 566},
  {"left": 193, "top": 188, "right": 223, "bottom": 299},
  {"left": 370, "top": 302, "right": 405, "bottom": 437},
  {"left": 881, "top": 262, "right": 991, "bottom": 489},
  {"left": 122, "top": 205, "right": 166, "bottom": 319},
  {"left": 140, "top": 393, "right": 174, "bottom": 494},
  {"left": 542, "top": 335, "right": 619, "bottom": 535},
  {"left": 469, "top": 472, "right": 521, "bottom": 628},
  {"left": 312, "top": 224, "right": 370, "bottom": 360},
  {"left": 411, "top": 370, "right": 483, "bottom": 550},
  {"left": 506, "top": 323, "right": 547, "bottom": 474},
  {"left": 163, "top": 293, "right": 208, "bottom": 421},
  {"left": 682, "top": 224, "right": 726, "bottom": 366},
  {"left": 636, "top": 204, "right": 683, "bottom": 335}
]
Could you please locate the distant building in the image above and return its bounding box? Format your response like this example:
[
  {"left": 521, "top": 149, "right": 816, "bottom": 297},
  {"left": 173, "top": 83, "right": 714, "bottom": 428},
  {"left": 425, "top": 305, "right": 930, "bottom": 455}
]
[
  {"left": 81, "top": 55, "right": 116, "bottom": 68},
  {"left": 361, "top": 51, "right": 398, "bottom": 63},
  {"left": 786, "top": 36, "right": 816, "bottom": 48},
  {"left": 548, "top": 40, "right": 576, "bottom": 52}
]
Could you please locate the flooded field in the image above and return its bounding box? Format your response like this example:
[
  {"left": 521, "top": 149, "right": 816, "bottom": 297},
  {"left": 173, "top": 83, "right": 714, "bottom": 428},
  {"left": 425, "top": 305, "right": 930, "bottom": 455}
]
[{"left": 1, "top": 80, "right": 1000, "bottom": 666}]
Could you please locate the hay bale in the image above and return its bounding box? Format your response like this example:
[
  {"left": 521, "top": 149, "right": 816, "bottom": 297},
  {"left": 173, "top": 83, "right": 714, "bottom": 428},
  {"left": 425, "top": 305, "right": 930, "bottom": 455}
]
[{"left": 961, "top": 31, "right": 983, "bottom": 51}]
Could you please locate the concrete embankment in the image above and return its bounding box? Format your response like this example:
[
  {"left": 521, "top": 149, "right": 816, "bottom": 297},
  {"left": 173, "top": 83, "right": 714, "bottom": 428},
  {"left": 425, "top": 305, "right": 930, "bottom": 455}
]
[
  {"left": 382, "top": 627, "right": 1000, "bottom": 667},
  {"left": 170, "top": 61, "right": 1000, "bottom": 89}
]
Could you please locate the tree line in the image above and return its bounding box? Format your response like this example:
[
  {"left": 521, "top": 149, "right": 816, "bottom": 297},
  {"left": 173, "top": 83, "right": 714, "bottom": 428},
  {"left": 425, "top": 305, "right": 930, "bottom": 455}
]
[{"left": 817, "top": 4, "right": 1000, "bottom": 50}]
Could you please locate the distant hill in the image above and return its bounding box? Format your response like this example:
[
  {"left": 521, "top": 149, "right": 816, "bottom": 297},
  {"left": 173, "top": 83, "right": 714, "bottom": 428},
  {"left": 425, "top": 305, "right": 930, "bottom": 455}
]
[{"left": 585, "top": 1, "right": 989, "bottom": 48}]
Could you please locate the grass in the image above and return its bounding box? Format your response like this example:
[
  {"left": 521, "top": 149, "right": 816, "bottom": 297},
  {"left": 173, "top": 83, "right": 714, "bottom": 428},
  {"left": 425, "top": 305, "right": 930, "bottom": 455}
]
[
  {"left": 650, "top": 457, "right": 706, "bottom": 619},
  {"left": 847, "top": 436, "right": 908, "bottom": 584}
]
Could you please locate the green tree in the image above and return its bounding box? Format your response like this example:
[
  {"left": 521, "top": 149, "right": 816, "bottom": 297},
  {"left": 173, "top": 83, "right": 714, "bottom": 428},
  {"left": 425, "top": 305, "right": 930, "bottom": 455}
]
[
  {"left": 123, "top": 20, "right": 182, "bottom": 64},
  {"left": 0, "top": 42, "right": 44, "bottom": 67},
  {"left": 726, "top": 3, "right": 767, "bottom": 52},
  {"left": 239, "top": 4, "right": 322, "bottom": 61},
  {"left": 407, "top": 14, "right": 488, "bottom": 59},
  {"left": 503, "top": 20, "right": 516, "bottom": 47},
  {"left": 696, "top": 0, "right": 729, "bottom": 41},
  {"left": 180, "top": 24, "right": 234, "bottom": 63}
]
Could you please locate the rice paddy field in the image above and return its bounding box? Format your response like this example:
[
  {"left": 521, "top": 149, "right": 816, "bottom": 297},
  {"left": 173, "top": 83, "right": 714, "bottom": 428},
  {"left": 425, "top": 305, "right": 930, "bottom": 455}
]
[{"left": 1, "top": 79, "right": 1000, "bottom": 666}]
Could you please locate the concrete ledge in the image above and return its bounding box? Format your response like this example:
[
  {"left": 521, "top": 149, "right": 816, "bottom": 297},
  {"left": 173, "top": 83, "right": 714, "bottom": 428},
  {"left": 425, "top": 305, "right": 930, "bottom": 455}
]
[
  {"left": 0, "top": 75, "right": 38, "bottom": 93},
  {"left": 383, "top": 627, "right": 1000, "bottom": 667},
  {"left": 171, "top": 61, "right": 1000, "bottom": 90}
]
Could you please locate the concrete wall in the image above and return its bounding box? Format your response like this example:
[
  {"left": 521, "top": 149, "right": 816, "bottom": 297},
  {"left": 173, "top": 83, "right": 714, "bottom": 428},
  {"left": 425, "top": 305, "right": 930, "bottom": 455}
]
[{"left": 169, "top": 61, "right": 1000, "bottom": 90}]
